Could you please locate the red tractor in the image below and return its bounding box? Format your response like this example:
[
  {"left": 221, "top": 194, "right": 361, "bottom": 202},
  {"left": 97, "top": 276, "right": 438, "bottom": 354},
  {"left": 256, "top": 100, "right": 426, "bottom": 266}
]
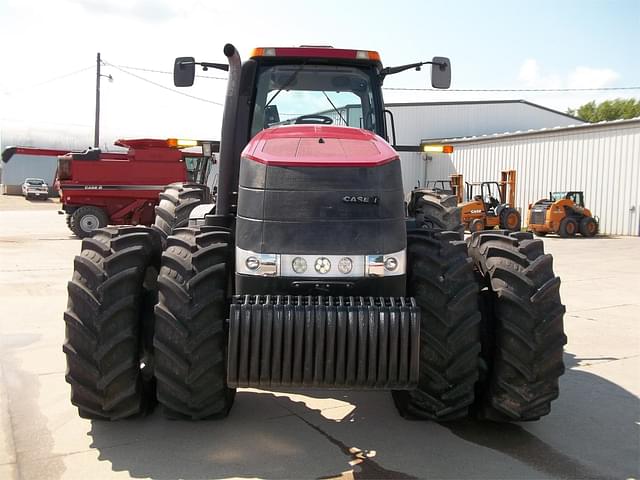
[
  {"left": 56, "top": 138, "right": 217, "bottom": 238},
  {"left": 63, "top": 45, "right": 566, "bottom": 423}
]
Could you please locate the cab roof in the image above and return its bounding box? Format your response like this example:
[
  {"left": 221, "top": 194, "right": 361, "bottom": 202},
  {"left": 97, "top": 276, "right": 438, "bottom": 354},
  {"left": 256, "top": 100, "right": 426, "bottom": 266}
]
[{"left": 250, "top": 47, "right": 382, "bottom": 66}]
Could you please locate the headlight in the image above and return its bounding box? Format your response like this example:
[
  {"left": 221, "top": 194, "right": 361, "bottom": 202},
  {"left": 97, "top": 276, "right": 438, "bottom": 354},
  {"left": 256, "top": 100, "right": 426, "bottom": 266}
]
[
  {"left": 337, "top": 257, "right": 353, "bottom": 274},
  {"left": 236, "top": 247, "right": 278, "bottom": 276},
  {"left": 384, "top": 257, "right": 398, "bottom": 271},
  {"left": 245, "top": 257, "right": 260, "bottom": 270},
  {"left": 314, "top": 257, "right": 331, "bottom": 274},
  {"left": 292, "top": 257, "right": 307, "bottom": 274}
]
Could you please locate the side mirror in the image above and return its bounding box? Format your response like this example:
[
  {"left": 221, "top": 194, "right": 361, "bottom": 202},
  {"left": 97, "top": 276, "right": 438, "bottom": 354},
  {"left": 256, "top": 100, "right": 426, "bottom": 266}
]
[
  {"left": 431, "top": 56, "right": 451, "bottom": 89},
  {"left": 174, "top": 57, "right": 195, "bottom": 87}
]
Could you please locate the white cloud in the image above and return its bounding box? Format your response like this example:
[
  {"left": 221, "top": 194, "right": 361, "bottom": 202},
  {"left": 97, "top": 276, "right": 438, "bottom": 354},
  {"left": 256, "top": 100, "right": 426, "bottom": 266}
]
[
  {"left": 517, "top": 59, "right": 562, "bottom": 89},
  {"left": 567, "top": 66, "right": 620, "bottom": 89}
]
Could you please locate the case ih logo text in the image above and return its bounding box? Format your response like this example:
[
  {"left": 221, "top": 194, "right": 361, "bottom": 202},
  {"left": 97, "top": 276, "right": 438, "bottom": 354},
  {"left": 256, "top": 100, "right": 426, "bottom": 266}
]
[{"left": 343, "top": 195, "right": 379, "bottom": 205}]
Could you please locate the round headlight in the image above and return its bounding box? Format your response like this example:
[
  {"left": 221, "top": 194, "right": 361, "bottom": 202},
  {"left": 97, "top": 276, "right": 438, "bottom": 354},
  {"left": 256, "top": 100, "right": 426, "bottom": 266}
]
[
  {"left": 337, "top": 257, "right": 353, "bottom": 274},
  {"left": 384, "top": 257, "right": 398, "bottom": 271},
  {"left": 245, "top": 256, "right": 260, "bottom": 270},
  {"left": 292, "top": 257, "right": 307, "bottom": 274},
  {"left": 314, "top": 257, "right": 331, "bottom": 274}
]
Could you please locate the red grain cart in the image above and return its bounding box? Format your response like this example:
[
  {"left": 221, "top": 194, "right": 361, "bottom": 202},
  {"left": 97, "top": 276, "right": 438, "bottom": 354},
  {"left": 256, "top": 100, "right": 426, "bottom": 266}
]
[{"left": 57, "top": 138, "right": 217, "bottom": 237}]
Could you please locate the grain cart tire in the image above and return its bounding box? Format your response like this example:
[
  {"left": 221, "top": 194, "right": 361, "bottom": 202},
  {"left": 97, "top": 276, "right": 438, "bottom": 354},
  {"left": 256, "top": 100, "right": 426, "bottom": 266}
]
[
  {"left": 579, "top": 217, "right": 598, "bottom": 237},
  {"left": 559, "top": 217, "right": 577, "bottom": 238},
  {"left": 65, "top": 213, "right": 75, "bottom": 232},
  {"left": 154, "top": 226, "right": 235, "bottom": 419},
  {"left": 393, "top": 229, "right": 481, "bottom": 421},
  {"left": 152, "top": 183, "right": 210, "bottom": 245},
  {"left": 467, "top": 230, "right": 566, "bottom": 421},
  {"left": 500, "top": 208, "right": 522, "bottom": 232},
  {"left": 63, "top": 226, "right": 161, "bottom": 420},
  {"left": 71, "top": 206, "right": 109, "bottom": 238},
  {"left": 414, "top": 191, "right": 464, "bottom": 239}
]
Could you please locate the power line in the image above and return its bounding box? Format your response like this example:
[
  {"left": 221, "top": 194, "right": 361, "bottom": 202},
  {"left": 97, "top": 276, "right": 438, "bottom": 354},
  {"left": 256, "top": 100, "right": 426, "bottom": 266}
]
[
  {"left": 383, "top": 86, "right": 640, "bottom": 92},
  {"left": 114, "top": 64, "right": 227, "bottom": 80},
  {"left": 4, "top": 65, "right": 94, "bottom": 95},
  {"left": 105, "top": 60, "right": 640, "bottom": 94},
  {"left": 103, "top": 62, "right": 224, "bottom": 106}
]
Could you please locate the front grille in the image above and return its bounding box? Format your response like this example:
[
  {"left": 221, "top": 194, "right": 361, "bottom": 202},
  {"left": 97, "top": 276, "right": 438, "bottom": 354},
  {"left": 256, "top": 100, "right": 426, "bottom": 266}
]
[{"left": 529, "top": 209, "right": 547, "bottom": 225}]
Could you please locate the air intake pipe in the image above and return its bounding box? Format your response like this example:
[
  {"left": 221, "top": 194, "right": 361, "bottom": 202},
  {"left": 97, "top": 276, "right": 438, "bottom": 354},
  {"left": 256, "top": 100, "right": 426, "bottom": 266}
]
[{"left": 215, "top": 43, "right": 242, "bottom": 217}]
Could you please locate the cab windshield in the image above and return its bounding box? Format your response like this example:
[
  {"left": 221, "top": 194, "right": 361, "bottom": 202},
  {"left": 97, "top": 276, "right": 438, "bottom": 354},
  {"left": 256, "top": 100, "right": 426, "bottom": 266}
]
[
  {"left": 551, "top": 192, "right": 567, "bottom": 201},
  {"left": 250, "top": 64, "right": 379, "bottom": 138}
]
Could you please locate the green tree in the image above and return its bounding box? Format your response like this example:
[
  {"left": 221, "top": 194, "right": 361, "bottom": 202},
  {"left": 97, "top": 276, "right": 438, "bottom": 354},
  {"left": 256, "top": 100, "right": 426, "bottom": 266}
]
[{"left": 567, "top": 98, "right": 640, "bottom": 122}]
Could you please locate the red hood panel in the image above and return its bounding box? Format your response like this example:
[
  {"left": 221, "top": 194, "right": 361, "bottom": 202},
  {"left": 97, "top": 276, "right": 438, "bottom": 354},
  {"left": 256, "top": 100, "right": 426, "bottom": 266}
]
[{"left": 242, "top": 125, "right": 398, "bottom": 167}]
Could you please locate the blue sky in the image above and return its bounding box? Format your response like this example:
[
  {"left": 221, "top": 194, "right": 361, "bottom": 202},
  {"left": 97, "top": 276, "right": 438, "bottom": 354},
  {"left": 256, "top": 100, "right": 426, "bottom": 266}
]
[{"left": 1, "top": 0, "right": 638, "bottom": 149}]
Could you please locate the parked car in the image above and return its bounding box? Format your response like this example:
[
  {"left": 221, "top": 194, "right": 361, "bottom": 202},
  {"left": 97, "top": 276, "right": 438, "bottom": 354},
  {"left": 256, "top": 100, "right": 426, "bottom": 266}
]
[{"left": 21, "top": 178, "right": 49, "bottom": 200}]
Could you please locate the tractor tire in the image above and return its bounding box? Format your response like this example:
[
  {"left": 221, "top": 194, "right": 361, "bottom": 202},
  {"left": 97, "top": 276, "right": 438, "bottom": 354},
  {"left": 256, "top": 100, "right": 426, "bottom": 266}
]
[
  {"left": 70, "top": 206, "right": 109, "bottom": 238},
  {"left": 579, "top": 217, "right": 598, "bottom": 237},
  {"left": 559, "top": 217, "right": 578, "bottom": 237},
  {"left": 152, "top": 183, "right": 210, "bottom": 245},
  {"left": 63, "top": 226, "right": 161, "bottom": 420},
  {"left": 414, "top": 191, "right": 464, "bottom": 239},
  {"left": 500, "top": 208, "right": 521, "bottom": 232},
  {"left": 470, "top": 219, "right": 485, "bottom": 233},
  {"left": 153, "top": 226, "right": 235, "bottom": 419},
  {"left": 393, "top": 229, "right": 481, "bottom": 420},
  {"left": 467, "top": 230, "right": 566, "bottom": 421}
]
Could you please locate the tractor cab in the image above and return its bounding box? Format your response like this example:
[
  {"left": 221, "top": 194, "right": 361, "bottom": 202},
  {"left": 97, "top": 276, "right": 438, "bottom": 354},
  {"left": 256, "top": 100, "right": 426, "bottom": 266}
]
[
  {"left": 551, "top": 191, "right": 585, "bottom": 208},
  {"left": 467, "top": 181, "right": 504, "bottom": 216}
]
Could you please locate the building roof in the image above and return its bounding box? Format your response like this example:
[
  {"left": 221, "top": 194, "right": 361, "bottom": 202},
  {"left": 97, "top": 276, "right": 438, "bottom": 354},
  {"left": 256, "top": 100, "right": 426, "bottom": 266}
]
[
  {"left": 422, "top": 116, "right": 640, "bottom": 145},
  {"left": 385, "top": 99, "right": 584, "bottom": 123}
]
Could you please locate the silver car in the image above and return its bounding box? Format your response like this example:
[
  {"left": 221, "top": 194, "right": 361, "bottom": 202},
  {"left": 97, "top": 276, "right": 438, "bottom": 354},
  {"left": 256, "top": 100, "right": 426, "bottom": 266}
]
[{"left": 22, "top": 178, "right": 49, "bottom": 200}]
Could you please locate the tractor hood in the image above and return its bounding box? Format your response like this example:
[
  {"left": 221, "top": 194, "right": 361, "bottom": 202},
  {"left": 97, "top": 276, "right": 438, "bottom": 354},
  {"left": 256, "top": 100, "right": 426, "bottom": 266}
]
[{"left": 241, "top": 125, "right": 398, "bottom": 167}]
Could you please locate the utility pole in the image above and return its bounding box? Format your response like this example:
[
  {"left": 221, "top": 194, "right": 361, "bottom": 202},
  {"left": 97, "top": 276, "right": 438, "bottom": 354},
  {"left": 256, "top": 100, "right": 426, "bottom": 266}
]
[{"left": 94, "top": 52, "right": 101, "bottom": 148}]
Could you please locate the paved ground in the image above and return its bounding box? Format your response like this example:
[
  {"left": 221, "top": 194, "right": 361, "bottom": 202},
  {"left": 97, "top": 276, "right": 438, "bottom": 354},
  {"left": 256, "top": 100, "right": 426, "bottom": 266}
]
[{"left": 0, "top": 195, "right": 638, "bottom": 480}]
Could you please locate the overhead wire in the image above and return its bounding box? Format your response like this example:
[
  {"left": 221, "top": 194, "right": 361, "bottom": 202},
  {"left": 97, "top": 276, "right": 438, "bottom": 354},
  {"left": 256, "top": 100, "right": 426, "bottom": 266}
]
[
  {"left": 383, "top": 86, "right": 640, "bottom": 92},
  {"left": 4, "top": 65, "right": 94, "bottom": 95},
  {"left": 103, "top": 61, "right": 224, "bottom": 106},
  {"left": 113, "top": 64, "right": 228, "bottom": 80}
]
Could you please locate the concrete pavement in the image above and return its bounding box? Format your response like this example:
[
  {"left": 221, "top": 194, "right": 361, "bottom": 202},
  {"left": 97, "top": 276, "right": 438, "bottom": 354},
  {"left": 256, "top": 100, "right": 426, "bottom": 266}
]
[{"left": 0, "top": 198, "right": 638, "bottom": 479}]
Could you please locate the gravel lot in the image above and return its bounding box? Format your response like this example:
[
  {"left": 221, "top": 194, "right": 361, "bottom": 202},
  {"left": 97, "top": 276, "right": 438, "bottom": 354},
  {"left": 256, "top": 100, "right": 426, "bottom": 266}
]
[{"left": 0, "top": 194, "right": 638, "bottom": 480}]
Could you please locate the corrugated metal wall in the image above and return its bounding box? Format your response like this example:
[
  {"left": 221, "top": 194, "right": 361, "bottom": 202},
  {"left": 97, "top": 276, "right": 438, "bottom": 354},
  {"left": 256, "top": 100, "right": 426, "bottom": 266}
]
[{"left": 435, "top": 121, "right": 640, "bottom": 236}]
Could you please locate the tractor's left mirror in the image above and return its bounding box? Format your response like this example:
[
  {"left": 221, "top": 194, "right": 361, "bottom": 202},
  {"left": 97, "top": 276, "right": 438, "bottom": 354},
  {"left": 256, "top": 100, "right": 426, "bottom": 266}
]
[{"left": 174, "top": 57, "right": 195, "bottom": 87}]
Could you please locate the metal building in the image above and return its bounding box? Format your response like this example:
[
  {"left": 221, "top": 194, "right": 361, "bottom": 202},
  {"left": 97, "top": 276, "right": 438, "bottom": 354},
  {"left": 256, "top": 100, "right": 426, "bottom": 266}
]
[
  {"left": 386, "top": 100, "right": 584, "bottom": 193},
  {"left": 422, "top": 118, "right": 640, "bottom": 236}
]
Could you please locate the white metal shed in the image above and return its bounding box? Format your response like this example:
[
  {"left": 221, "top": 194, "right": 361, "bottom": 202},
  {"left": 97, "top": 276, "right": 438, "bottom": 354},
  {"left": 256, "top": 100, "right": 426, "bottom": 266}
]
[{"left": 422, "top": 118, "right": 640, "bottom": 236}]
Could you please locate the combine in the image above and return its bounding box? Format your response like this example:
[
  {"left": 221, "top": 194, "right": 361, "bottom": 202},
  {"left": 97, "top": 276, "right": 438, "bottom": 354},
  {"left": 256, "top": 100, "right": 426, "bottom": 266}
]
[
  {"left": 63, "top": 45, "right": 566, "bottom": 423},
  {"left": 57, "top": 138, "right": 217, "bottom": 237}
]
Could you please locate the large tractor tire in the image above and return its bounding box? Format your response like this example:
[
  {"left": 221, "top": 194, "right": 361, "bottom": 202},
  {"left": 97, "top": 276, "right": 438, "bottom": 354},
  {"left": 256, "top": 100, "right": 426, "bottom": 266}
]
[
  {"left": 393, "top": 229, "right": 481, "bottom": 420},
  {"left": 70, "top": 206, "right": 109, "bottom": 238},
  {"left": 499, "top": 207, "right": 522, "bottom": 232},
  {"left": 153, "top": 226, "right": 235, "bottom": 419},
  {"left": 152, "top": 183, "right": 210, "bottom": 244},
  {"left": 63, "top": 226, "right": 161, "bottom": 420},
  {"left": 467, "top": 231, "right": 566, "bottom": 421},
  {"left": 414, "top": 191, "right": 464, "bottom": 239}
]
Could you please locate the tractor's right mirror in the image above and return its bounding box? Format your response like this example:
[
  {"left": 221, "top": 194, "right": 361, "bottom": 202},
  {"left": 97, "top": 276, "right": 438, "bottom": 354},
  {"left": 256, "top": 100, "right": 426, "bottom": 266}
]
[
  {"left": 174, "top": 57, "right": 195, "bottom": 87},
  {"left": 431, "top": 57, "right": 451, "bottom": 89}
]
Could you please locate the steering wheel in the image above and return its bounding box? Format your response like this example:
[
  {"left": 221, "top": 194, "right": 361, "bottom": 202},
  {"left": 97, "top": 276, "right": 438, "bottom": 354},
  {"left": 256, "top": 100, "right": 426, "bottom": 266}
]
[{"left": 294, "top": 115, "right": 333, "bottom": 125}]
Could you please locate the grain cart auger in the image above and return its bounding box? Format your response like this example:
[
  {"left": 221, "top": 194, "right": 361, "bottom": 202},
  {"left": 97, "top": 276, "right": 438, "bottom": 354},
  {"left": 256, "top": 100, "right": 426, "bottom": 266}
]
[{"left": 63, "top": 44, "right": 566, "bottom": 423}]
